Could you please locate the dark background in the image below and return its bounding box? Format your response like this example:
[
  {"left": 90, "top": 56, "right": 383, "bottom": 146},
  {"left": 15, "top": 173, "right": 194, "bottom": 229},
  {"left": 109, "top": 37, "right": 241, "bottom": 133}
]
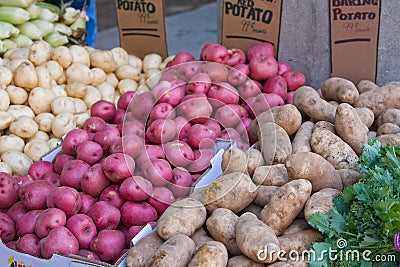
[{"left": 97, "top": 0, "right": 215, "bottom": 31}]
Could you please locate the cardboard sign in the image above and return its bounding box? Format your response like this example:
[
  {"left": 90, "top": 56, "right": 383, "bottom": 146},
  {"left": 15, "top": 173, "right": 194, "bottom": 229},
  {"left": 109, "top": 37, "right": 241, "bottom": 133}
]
[
  {"left": 218, "top": 0, "right": 283, "bottom": 55},
  {"left": 115, "top": 0, "right": 168, "bottom": 59},
  {"left": 330, "top": 0, "right": 381, "bottom": 83}
]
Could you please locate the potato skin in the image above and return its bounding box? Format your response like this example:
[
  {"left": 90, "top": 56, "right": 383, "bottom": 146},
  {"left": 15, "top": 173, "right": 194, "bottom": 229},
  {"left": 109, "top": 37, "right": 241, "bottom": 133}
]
[
  {"left": 243, "top": 203, "right": 263, "bottom": 218},
  {"left": 376, "top": 133, "right": 400, "bottom": 146},
  {"left": 304, "top": 188, "right": 340, "bottom": 222},
  {"left": 293, "top": 86, "right": 337, "bottom": 123},
  {"left": 285, "top": 152, "right": 343, "bottom": 192},
  {"left": 335, "top": 103, "right": 369, "bottom": 156},
  {"left": 245, "top": 149, "right": 265, "bottom": 176},
  {"left": 376, "top": 109, "right": 400, "bottom": 128},
  {"left": 377, "top": 123, "right": 400, "bottom": 136},
  {"left": 310, "top": 127, "right": 359, "bottom": 170},
  {"left": 221, "top": 148, "right": 248, "bottom": 174},
  {"left": 320, "top": 77, "right": 359, "bottom": 104},
  {"left": 281, "top": 219, "right": 310, "bottom": 235},
  {"left": 291, "top": 121, "right": 314, "bottom": 154},
  {"left": 278, "top": 229, "right": 324, "bottom": 255},
  {"left": 145, "top": 234, "right": 196, "bottom": 267},
  {"left": 126, "top": 232, "right": 164, "bottom": 267},
  {"left": 227, "top": 255, "right": 264, "bottom": 267},
  {"left": 201, "top": 172, "right": 257, "bottom": 213},
  {"left": 157, "top": 198, "right": 206, "bottom": 240},
  {"left": 337, "top": 169, "right": 364, "bottom": 188},
  {"left": 254, "top": 185, "right": 280, "bottom": 207},
  {"left": 258, "top": 122, "right": 292, "bottom": 165},
  {"left": 313, "top": 121, "right": 336, "bottom": 134},
  {"left": 187, "top": 241, "right": 228, "bottom": 267},
  {"left": 252, "top": 164, "right": 289, "bottom": 186},
  {"left": 191, "top": 227, "right": 214, "bottom": 250},
  {"left": 355, "top": 107, "right": 375, "bottom": 128},
  {"left": 357, "top": 80, "right": 378, "bottom": 94},
  {"left": 259, "top": 179, "right": 312, "bottom": 236},
  {"left": 206, "top": 208, "right": 241, "bottom": 256},
  {"left": 236, "top": 212, "right": 280, "bottom": 263}
]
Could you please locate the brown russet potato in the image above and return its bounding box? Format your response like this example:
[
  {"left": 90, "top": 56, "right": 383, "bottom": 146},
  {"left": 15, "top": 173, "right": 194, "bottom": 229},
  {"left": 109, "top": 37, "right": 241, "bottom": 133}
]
[{"left": 320, "top": 77, "right": 359, "bottom": 104}]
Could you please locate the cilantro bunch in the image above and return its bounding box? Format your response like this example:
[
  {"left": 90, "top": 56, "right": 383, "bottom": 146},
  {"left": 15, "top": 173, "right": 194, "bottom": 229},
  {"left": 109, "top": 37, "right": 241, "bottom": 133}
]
[{"left": 308, "top": 139, "right": 400, "bottom": 267}]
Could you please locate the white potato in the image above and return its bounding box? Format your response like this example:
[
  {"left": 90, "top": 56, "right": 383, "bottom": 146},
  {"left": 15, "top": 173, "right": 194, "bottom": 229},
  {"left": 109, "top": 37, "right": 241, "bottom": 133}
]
[
  {"left": 0, "top": 135, "right": 25, "bottom": 154},
  {"left": 111, "top": 47, "right": 129, "bottom": 67},
  {"left": 137, "top": 83, "right": 150, "bottom": 94},
  {"left": 90, "top": 50, "right": 117, "bottom": 73},
  {"left": 24, "top": 139, "right": 51, "bottom": 161},
  {"left": 83, "top": 85, "right": 102, "bottom": 108},
  {"left": 28, "top": 87, "right": 55, "bottom": 114},
  {"left": 143, "top": 53, "right": 162, "bottom": 72},
  {"left": 34, "top": 112, "right": 55, "bottom": 132},
  {"left": 114, "top": 91, "right": 121, "bottom": 106},
  {"left": 3, "top": 47, "right": 29, "bottom": 60},
  {"left": 35, "top": 65, "right": 52, "bottom": 88},
  {"left": 128, "top": 54, "right": 143, "bottom": 71},
  {"left": 139, "top": 73, "right": 146, "bottom": 85},
  {"left": 1, "top": 150, "right": 33, "bottom": 175},
  {"left": 0, "top": 111, "right": 14, "bottom": 130},
  {"left": 70, "top": 45, "right": 90, "bottom": 66},
  {"left": 106, "top": 73, "right": 119, "bottom": 88},
  {"left": 117, "top": 79, "right": 138, "bottom": 95},
  {"left": 5, "top": 58, "right": 25, "bottom": 73},
  {"left": 51, "top": 112, "right": 76, "bottom": 138},
  {"left": 74, "top": 98, "right": 87, "bottom": 114},
  {"left": 74, "top": 112, "right": 90, "bottom": 128},
  {"left": 97, "top": 82, "right": 115, "bottom": 102},
  {"left": 9, "top": 116, "right": 38, "bottom": 138},
  {"left": 26, "top": 130, "right": 49, "bottom": 142},
  {"left": 145, "top": 68, "right": 161, "bottom": 89},
  {"left": 43, "top": 60, "right": 63, "bottom": 81},
  {"left": 65, "top": 82, "right": 87, "bottom": 98},
  {"left": 115, "top": 64, "right": 141, "bottom": 81},
  {"left": 47, "top": 138, "right": 61, "bottom": 150},
  {"left": 52, "top": 46, "right": 73, "bottom": 69},
  {"left": 56, "top": 70, "right": 67, "bottom": 84},
  {"left": 51, "top": 96, "right": 76, "bottom": 115},
  {"left": 159, "top": 55, "right": 175, "bottom": 70},
  {"left": 0, "top": 162, "right": 12, "bottom": 174},
  {"left": 0, "top": 66, "right": 13, "bottom": 86},
  {"left": 0, "top": 89, "right": 10, "bottom": 111},
  {"left": 90, "top": 68, "right": 107, "bottom": 86},
  {"left": 7, "top": 105, "right": 35, "bottom": 119},
  {"left": 66, "top": 62, "right": 93, "bottom": 84},
  {"left": 51, "top": 84, "right": 67, "bottom": 97},
  {"left": 29, "top": 41, "right": 52, "bottom": 66},
  {"left": 13, "top": 61, "right": 39, "bottom": 91},
  {"left": 84, "top": 46, "right": 96, "bottom": 54},
  {"left": 6, "top": 85, "right": 28, "bottom": 105}
]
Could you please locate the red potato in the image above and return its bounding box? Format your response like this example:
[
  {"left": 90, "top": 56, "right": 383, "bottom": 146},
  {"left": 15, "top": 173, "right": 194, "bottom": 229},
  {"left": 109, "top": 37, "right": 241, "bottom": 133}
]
[
  {"left": 179, "top": 61, "right": 202, "bottom": 81},
  {"left": 249, "top": 56, "right": 278, "bottom": 80},
  {"left": 236, "top": 117, "right": 252, "bottom": 137},
  {"left": 53, "top": 154, "right": 75, "bottom": 174},
  {"left": 42, "top": 172, "right": 61, "bottom": 187},
  {"left": 237, "top": 140, "right": 250, "bottom": 151},
  {"left": 92, "top": 126, "right": 121, "bottom": 154},
  {"left": 187, "top": 148, "right": 215, "bottom": 173},
  {"left": 46, "top": 186, "right": 82, "bottom": 217},
  {"left": 127, "top": 91, "right": 155, "bottom": 122},
  {"left": 263, "top": 75, "right": 288, "bottom": 100},
  {"left": 102, "top": 153, "right": 136, "bottom": 183},
  {"left": 90, "top": 230, "right": 125, "bottom": 261},
  {"left": 141, "top": 158, "right": 173, "bottom": 187},
  {"left": 214, "top": 104, "right": 242, "bottom": 128},
  {"left": 110, "top": 135, "right": 143, "bottom": 159},
  {"left": 111, "top": 109, "right": 126, "bottom": 125},
  {"left": 66, "top": 214, "right": 97, "bottom": 249},
  {"left": 207, "top": 82, "right": 240, "bottom": 108},
  {"left": 192, "top": 174, "right": 201, "bottom": 183},
  {"left": 135, "top": 144, "right": 165, "bottom": 167},
  {"left": 282, "top": 70, "right": 306, "bottom": 91},
  {"left": 40, "top": 226, "right": 79, "bottom": 259},
  {"left": 77, "top": 249, "right": 100, "bottom": 261},
  {"left": 186, "top": 72, "right": 212, "bottom": 95},
  {"left": 0, "top": 213, "right": 16, "bottom": 242},
  {"left": 286, "top": 91, "right": 296, "bottom": 104},
  {"left": 187, "top": 124, "right": 217, "bottom": 149},
  {"left": 79, "top": 193, "right": 96, "bottom": 214},
  {"left": 35, "top": 208, "right": 67, "bottom": 238},
  {"left": 168, "top": 52, "right": 195, "bottom": 67},
  {"left": 247, "top": 42, "right": 275, "bottom": 61},
  {"left": 246, "top": 93, "right": 284, "bottom": 116},
  {"left": 87, "top": 201, "right": 121, "bottom": 231},
  {"left": 76, "top": 141, "right": 104, "bottom": 166},
  {"left": 203, "top": 119, "right": 221, "bottom": 139},
  {"left": 16, "top": 210, "right": 42, "bottom": 236},
  {"left": 200, "top": 42, "right": 228, "bottom": 64},
  {"left": 83, "top": 117, "right": 107, "bottom": 134},
  {"left": 200, "top": 62, "right": 229, "bottom": 83},
  {"left": 7, "top": 201, "right": 28, "bottom": 222},
  {"left": 149, "top": 103, "right": 176, "bottom": 122},
  {"left": 6, "top": 240, "right": 16, "bottom": 249},
  {"left": 168, "top": 167, "right": 192, "bottom": 197},
  {"left": 239, "top": 105, "right": 249, "bottom": 118},
  {"left": 277, "top": 61, "right": 291, "bottom": 75},
  {"left": 178, "top": 93, "right": 213, "bottom": 124},
  {"left": 99, "top": 185, "right": 126, "bottom": 209},
  {"left": 228, "top": 64, "right": 249, "bottom": 86},
  {"left": 146, "top": 119, "right": 177, "bottom": 145},
  {"left": 120, "top": 119, "right": 145, "bottom": 137},
  {"left": 219, "top": 127, "right": 241, "bottom": 140},
  {"left": 60, "top": 160, "right": 90, "bottom": 190},
  {"left": 28, "top": 161, "right": 54, "bottom": 180},
  {"left": 154, "top": 80, "right": 186, "bottom": 107},
  {"left": 120, "top": 201, "right": 158, "bottom": 228},
  {"left": 62, "top": 129, "right": 89, "bottom": 156},
  {"left": 81, "top": 163, "right": 110, "bottom": 197},
  {"left": 16, "top": 233, "right": 41, "bottom": 257},
  {"left": 226, "top": 48, "right": 246, "bottom": 66},
  {"left": 126, "top": 225, "right": 144, "bottom": 247},
  {"left": 90, "top": 100, "right": 117, "bottom": 123},
  {"left": 174, "top": 116, "right": 191, "bottom": 140},
  {"left": 237, "top": 79, "right": 262, "bottom": 100},
  {"left": 147, "top": 187, "right": 175, "bottom": 215},
  {"left": 119, "top": 176, "right": 153, "bottom": 202},
  {"left": 19, "top": 180, "right": 53, "bottom": 210},
  {"left": 117, "top": 91, "right": 136, "bottom": 110},
  {"left": 0, "top": 173, "right": 18, "bottom": 209},
  {"left": 164, "top": 140, "right": 194, "bottom": 167},
  {"left": 15, "top": 175, "right": 34, "bottom": 193}
]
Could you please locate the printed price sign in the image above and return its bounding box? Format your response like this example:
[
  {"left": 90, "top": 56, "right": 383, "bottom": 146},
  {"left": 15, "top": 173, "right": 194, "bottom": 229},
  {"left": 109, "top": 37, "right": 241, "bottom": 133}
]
[
  {"left": 219, "top": 0, "right": 283, "bottom": 55},
  {"left": 116, "top": 0, "right": 168, "bottom": 59},
  {"left": 330, "top": 0, "right": 381, "bottom": 83}
]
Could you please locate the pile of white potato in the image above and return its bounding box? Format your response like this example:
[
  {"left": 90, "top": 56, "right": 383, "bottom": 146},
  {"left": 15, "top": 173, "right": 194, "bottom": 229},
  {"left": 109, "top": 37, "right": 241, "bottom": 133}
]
[{"left": 0, "top": 40, "right": 172, "bottom": 175}]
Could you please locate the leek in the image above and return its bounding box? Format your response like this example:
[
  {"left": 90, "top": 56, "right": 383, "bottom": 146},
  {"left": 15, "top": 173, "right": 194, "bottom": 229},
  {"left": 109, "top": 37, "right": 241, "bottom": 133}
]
[
  {"left": 10, "top": 34, "right": 33, "bottom": 47},
  {"left": 0, "top": 0, "right": 35, "bottom": 8},
  {"left": 70, "top": 9, "right": 87, "bottom": 39},
  {"left": 31, "top": 19, "right": 55, "bottom": 36},
  {"left": 54, "top": 23, "right": 72, "bottom": 36},
  {"left": 2, "top": 39, "right": 17, "bottom": 52},
  {"left": 38, "top": 7, "right": 59, "bottom": 22},
  {"left": 0, "top": 21, "right": 19, "bottom": 38},
  {"left": 26, "top": 3, "right": 41, "bottom": 20},
  {"left": 62, "top": 7, "right": 80, "bottom": 25},
  {"left": 34, "top": 2, "right": 61, "bottom": 15},
  {"left": 0, "top": 6, "right": 30, "bottom": 25},
  {"left": 43, "top": 32, "right": 68, "bottom": 47},
  {"left": 17, "top": 22, "right": 43, "bottom": 40}
]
